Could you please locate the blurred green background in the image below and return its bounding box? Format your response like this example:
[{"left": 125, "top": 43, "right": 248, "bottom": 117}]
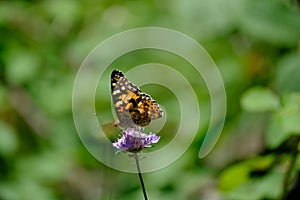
[{"left": 1, "top": 0, "right": 300, "bottom": 199}]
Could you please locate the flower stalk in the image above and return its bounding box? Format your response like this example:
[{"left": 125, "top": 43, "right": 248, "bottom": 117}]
[
  {"left": 134, "top": 153, "right": 148, "bottom": 200},
  {"left": 112, "top": 127, "right": 160, "bottom": 200}
]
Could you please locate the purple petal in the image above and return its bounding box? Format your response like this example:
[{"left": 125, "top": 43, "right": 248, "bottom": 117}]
[{"left": 112, "top": 128, "right": 160, "bottom": 152}]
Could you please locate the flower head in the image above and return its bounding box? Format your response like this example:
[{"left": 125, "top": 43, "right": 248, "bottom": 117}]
[{"left": 112, "top": 128, "right": 160, "bottom": 153}]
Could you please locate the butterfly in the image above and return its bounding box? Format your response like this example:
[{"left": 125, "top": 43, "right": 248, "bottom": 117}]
[{"left": 111, "top": 69, "right": 163, "bottom": 128}]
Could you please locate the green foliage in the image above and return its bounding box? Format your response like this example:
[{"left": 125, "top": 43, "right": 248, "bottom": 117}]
[
  {"left": 0, "top": 121, "right": 19, "bottom": 156},
  {"left": 275, "top": 52, "right": 300, "bottom": 92},
  {"left": 266, "top": 93, "right": 300, "bottom": 148},
  {"left": 241, "top": 87, "right": 280, "bottom": 112},
  {"left": 225, "top": 172, "right": 283, "bottom": 200},
  {"left": 220, "top": 156, "right": 278, "bottom": 199},
  {"left": 1, "top": 0, "right": 300, "bottom": 199}
]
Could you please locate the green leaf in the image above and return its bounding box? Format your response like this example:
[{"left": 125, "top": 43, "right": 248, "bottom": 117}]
[
  {"left": 5, "top": 49, "right": 40, "bottom": 85},
  {"left": 241, "top": 87, "right": 280, "bottom": 112},
  {"left": 0, "top": 178, "right": 55, "bottom": 200},
  {"left": 0, "top": 84, "right": 9, "bottom": 112},
  {"left": 266, "top": 93, "right": 300, "bottom": 148},
  {"left": 234, "top": 0, "right": 300, "bottom": 46},
  {"left": 275, "top": 52, "right": 300, "bottom": 93},
  {"left": 226, "top": 172, "right": 283, "bottom": 200},
  {"left": 34, "top": 75, "right": 73, "bottom": 115},
  {"left": 173, "top": 0, "right": 234, "bottom": 39},
  {"left": 220, "top": 156, "right": 275, "bottom": 192},
  {"left": 42, "top": 0, "right": 80, "bottom": 27},
  {"left": 266, "top": 113, "right": 287, "bottom": 148},
  {"left": 219, "top": 163, "right": 250, "bottom": 191},
  {"left": 0, "top": 121, "right": 19, "bottom": 156},
  {"left": 16, "top": 151, "right": 71, "bottom": 183},
  {"left": 280, "top": 93, "right": 300, "bottom": 134}
]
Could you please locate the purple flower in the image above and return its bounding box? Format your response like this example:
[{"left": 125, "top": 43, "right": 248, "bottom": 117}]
[{"left": 112, "top": 128, "right": 160, "bottom": 153}]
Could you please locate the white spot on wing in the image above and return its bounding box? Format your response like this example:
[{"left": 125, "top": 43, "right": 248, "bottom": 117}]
[{"left": 113, "top": 89, "right": 121, "bottom": 95}]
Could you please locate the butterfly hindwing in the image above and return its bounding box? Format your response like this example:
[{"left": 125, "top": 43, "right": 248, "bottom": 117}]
[{"left": 111, "top": 70, "right": 163, "bottom": 128}]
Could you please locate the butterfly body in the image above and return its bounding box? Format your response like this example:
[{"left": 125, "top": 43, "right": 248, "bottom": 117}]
[{"left": 111, "top": 70, "right": 163, "bottom": 128}]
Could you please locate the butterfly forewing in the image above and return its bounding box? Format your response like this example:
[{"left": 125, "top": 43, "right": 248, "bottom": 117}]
[{"left": 111, "top": 70, "right": 163, "bottom": 128}]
